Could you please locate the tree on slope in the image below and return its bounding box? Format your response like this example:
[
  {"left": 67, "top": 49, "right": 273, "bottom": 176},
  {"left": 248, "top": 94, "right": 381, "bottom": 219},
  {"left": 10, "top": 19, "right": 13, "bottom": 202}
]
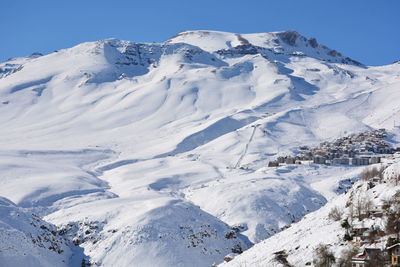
[
  {"left": 313, "top": 244, "right": 335, "bottom": 267},
  {"left": 336, "top": 246, "right": 359, "bottom": 267}
]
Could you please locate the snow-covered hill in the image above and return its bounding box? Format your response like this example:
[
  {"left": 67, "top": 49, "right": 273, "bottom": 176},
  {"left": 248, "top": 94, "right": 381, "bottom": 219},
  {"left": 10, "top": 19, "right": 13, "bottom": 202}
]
[
  {"left": 0, "top": 30, "right": 399, "bottom": 266},
  {"left": 0, "top": 197, "right": 83, "bottom": 267},
  {"left": 221, "top": 160, "right": 400, "bottom": 266}
]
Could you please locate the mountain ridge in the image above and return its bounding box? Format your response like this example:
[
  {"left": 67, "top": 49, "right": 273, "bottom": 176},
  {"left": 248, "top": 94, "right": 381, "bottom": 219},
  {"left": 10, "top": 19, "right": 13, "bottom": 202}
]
[{"left": 0, "top": 30, "right": 399, "bottom": 266}]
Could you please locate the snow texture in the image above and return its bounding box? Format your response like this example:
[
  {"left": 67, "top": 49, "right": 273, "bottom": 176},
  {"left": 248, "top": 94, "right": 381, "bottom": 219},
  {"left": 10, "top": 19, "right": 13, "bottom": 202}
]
[{"left": 0, "top": 30, "right": 399, "bottom": 266}]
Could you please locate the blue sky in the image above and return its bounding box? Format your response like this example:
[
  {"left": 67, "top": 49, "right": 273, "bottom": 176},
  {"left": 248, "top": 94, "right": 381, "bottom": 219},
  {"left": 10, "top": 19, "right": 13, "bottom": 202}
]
[{"left": 2, "top": 0, "right": 399, "bottom": 65}]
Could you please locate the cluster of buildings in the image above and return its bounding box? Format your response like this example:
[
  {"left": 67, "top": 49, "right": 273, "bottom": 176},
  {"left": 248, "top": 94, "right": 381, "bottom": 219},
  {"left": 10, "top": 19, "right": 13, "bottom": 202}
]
[
  {"left": 268, "top": 129, "right": 400, "bottom": 167},
  {"left": 348, "top": 174, "right": 400, "bottom": 266},
  {"left": 350, "top": 219, "right": 400, "bottom": 266},
  {"left": 350, "top": 212, "right": 400, "bottom": 266},
  {"left": 351, "top": 245, "right": 400, "bottom": 267}
]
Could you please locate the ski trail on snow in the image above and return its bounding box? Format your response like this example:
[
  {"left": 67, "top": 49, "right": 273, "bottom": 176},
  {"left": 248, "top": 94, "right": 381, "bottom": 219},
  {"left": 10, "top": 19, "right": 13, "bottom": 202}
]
[{"left": 234, "top": 124, "right": 259, "bottom": 168}]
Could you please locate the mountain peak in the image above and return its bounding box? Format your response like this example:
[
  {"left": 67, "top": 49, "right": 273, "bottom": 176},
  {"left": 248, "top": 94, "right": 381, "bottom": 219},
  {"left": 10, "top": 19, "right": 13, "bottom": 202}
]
[
  {"left": 274, "top": 30, "right": 301, "bottom": 46},
  {"left": 167, "top": 30, "right": 362, "bottom": 66}
]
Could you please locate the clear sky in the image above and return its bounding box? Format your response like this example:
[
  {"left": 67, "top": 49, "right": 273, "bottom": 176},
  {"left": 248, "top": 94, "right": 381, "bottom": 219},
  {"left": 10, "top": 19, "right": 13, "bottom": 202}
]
[{"left": 2, "top": 0, "right": 399, "bottom": 66}]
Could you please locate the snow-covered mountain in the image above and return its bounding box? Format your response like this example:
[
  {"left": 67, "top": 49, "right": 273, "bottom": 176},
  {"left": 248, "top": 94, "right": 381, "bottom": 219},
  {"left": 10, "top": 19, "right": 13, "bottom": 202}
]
[{"left": 0, "top": 30, "right": 399, "bottom": 266}]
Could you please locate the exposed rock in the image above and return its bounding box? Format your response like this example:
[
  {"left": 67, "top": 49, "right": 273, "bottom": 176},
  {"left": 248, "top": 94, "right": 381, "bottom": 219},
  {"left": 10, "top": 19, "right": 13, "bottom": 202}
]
[
  {"left": 277, "top": 31, "right": 300, "bottom": 46},
  {"left": 308, "top": 38, "right": 318, "bottom": 48},
  {"left": 236, "top": 34, "right": 250, "bottom": 45},
  {"left": 328, "top": 49, "right": 342, "bottom": 57},
  {"left": 29, "top": 52, "right": 43, "bottom": 58}
]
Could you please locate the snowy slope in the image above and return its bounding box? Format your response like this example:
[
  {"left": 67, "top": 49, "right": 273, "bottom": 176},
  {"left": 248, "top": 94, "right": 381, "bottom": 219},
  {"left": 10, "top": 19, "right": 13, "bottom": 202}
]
[
  {"left": 0, "top": 30, "right": 400, "bottom": 266},
  {"left": 0, "top": 197, "right": 83, "bottom": 267},
  {"left": 46, "top": 195, "right": 250, "bottom": 267},
  {"left": 221, "top": 161, "right": 400, "bottom": 266}
]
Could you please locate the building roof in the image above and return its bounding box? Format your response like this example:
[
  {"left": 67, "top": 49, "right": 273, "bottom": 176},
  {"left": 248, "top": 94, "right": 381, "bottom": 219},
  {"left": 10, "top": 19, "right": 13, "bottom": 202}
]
[{"left": 387, "top": 243, "right": 400, "bottom": 250}]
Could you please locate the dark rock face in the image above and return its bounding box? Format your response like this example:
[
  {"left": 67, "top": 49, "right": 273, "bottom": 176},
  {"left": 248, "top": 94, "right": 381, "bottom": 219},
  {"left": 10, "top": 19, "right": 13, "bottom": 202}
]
[
  {"left": 328, "top": 50, "right": 342, "bottom": 57},
  {"left": 216, "top": 44, "right": 260, "bottom": 56},
  {"left": 29, "top": 52, "right": 43, "bottom": 58},
  {"left": 345, "top": 57, "right": 363, "bottom": 66},
  {"left": 308, "top": 38, "right": 318, "bottom": 48},
  {"left": 277, "top": 31, "right": 300, "bottom": 46},
  {"left": 236, "top": 34, "right": 250, "bottom": 45},
  {"left": 0, "top": 64, "right": 23, "bottom": 79}
]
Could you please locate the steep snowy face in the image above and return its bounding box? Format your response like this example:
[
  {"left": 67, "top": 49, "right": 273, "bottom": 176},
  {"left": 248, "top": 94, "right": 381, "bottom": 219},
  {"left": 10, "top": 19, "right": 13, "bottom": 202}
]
[
  {"left": 46, "top": 196, "right": 250, "bottom": 267},
  {"left": 0, "top": 30, "right": 400, "bottom": 266},
  {"left": 0, "top": 197, "right": 83, "bottom": 267},
  {"left": 0, "top": 53, "right": 42, "bottom": 79},
  {"left": 221, "top": 160, "right": 400, "bottom": 267},
  {"left": 167, "top": 30, "right": 363, "bottom": 65}
]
